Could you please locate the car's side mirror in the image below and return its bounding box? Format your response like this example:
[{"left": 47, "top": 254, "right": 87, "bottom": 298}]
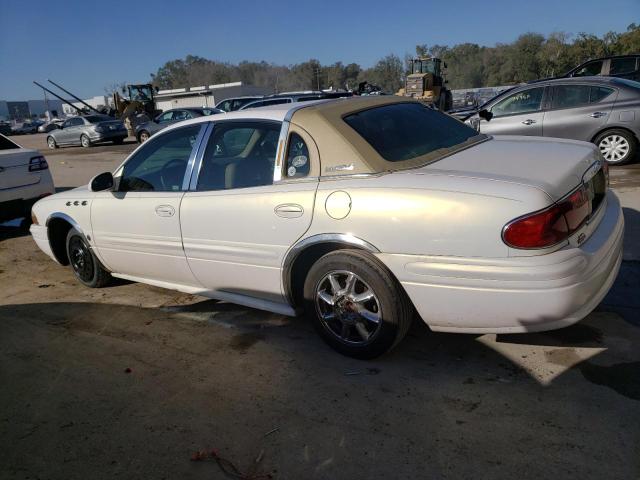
[
  {"left": 478, "top": 109, "right": 493, "bottom": 121},
  {"left": 90, "top": 172, "right": 114, "bottom": 192}
]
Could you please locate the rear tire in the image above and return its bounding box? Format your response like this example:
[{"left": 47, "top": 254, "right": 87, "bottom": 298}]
[
  {"left": 303, "top": 249, "right": 413, "bottom": 359},
  {"left": 47, "top": 136, "right": 58, "bottom": 149},
  {"left": 595, "top": 129, "right": 636, "bottom": 165},
  {"left": 65, "top": 227, "right": 111, "bottom": 288},
  {"left": 80, "top": 134, "right": 91, "bottom": 148}
]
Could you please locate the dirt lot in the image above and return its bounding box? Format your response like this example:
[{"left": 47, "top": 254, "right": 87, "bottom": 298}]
[{"left": 1, "top": 134, "right": 639, "bottom": 479}]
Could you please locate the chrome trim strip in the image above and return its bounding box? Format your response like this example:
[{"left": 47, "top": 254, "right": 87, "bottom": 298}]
[
  {"left": 187, "top": 122, "right": 215, "bottom": 190},
  {"left": 273, "top": 119, "right": 291, "bottom": 183},
  {"left": 281, "top": 233, "right": 381, "bottom": 307},
  {"left": 182, "top": 123, "right": 210, "bottom": 191}
]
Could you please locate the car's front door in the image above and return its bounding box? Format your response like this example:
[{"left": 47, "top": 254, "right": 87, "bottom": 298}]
[
  {"left": 479, "top": 86, "right": 546, "bottom": 136},
  {"left": 542, "top": 84, "right": 617, "bottom": 141},
  {"left": 180, "top": 120, "right": 319, "bottom": 303},
  {"left": 91, "top": 124, "right": 206, "bottom": 286},
  {"left": 59, "top": 117, "right": 82, "bottom": 144}
]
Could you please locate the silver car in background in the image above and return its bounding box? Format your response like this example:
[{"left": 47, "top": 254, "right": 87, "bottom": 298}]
[
  {"left": 469, "top": 77, "right": 640, "bottom": 164},
  {"left": 47, "top": 115, "right": 127, "bottom": 149}
]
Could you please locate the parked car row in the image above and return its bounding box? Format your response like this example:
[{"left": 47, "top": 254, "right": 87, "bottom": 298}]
[
  {"left": 215, "top": 90, "right": 353, "bottom": 112},
  {"left": 29, "top": 97, "right": 622, "bottom": 358},
  {"left": 462, "top": 76, "right": 639, "bottom": 165},
  {"left": 135, "top": 107, "right": 222, "bottom": 143}
]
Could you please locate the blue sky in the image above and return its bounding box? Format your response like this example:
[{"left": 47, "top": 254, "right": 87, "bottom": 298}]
[{"left": 1, "top": 0, "right": 638, "bottom": 100}]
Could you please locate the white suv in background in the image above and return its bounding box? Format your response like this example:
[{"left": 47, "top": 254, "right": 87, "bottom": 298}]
[{"left": 0, "top": 134, "right": 55, "bottom": 223}]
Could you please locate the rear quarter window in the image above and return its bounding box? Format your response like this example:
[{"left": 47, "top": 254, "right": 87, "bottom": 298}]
[{"left": 343, "top": 102, "right": 477, "bottom": 162}]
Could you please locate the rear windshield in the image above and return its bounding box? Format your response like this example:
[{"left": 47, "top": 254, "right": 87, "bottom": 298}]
[
  {"left": 85, "top": 115, "right": 111, "bottom": 123},
  {"left": 344, "top": 102, "right": 478, "bottom": 162},
  {"left": 0, "top": 134, "right": 19, "bottom": 150},
  {"left": 612, "top": 77, "right": 640, "bottom": 90}
]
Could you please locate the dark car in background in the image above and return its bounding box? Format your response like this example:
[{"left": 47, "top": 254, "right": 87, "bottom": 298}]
[
  {"left": 239, "top": 90, "right": 353, "bottom": 110},
  {"left": 11, "top": 122, "right": 41, "bottom": 135},
  {"left": 467, "top": 76, "right": 640, "bottom": 164},
  {"left": 566, "top": 54, "right": 640, "bottom": 82},
  {"left": 47, "top": 115, "right": 127, "bottom": 148},
  {"left": 135, "top": 107, "right": 222, "bottom": 143},
  {"left": 215, "top": 96, "right": 264, "bottom": 112}
]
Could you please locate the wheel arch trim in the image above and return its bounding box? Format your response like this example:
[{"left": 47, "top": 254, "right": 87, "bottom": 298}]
[
  {"left": 282, "top": 233, "right": 381, "bottom": 307},
  {"left": 45, "top": 212, "right": 88, "bottom": 264}
]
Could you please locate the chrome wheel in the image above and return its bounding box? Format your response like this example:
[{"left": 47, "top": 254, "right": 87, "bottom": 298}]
[
  {"left": 599, "top": 134, "right": 630, "bottom": 163},
  {"left": 80, "top": 135, "right": 90, "bottom": 148},
  {"left": 68, "top": 236, "right": 94, "bottom": 283},
  {"left": 47, "top": 137, "right": 56, "bottom": 149},
  {"left": 315, "top": 270, "right": 382, "bottom": 344}
]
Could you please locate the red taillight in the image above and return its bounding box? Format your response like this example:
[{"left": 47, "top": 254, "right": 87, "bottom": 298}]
[
  {"left": 28, "top": 156, "right": 48, "bottom": 172},
  {"left": 503, "top": 185, "right": 591, "bottom": 249}
]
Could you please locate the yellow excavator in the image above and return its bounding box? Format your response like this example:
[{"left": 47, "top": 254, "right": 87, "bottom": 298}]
[
  {"left": 112, "top": 84, "right": 160, "bottom": 135},
  {"left": 397, "top": 57, "right": 452, "bottom": 111}
]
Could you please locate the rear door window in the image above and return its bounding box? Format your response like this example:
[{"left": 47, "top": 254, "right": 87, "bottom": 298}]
[
  {"left": 610, "top": 57, "right": 638, "bottom": 75},
  {"left": 196, "top": 121, "right": 281, "bottom": 190},
  {"left": 551, "top": 85, "right": 591, "bottom": 109}
]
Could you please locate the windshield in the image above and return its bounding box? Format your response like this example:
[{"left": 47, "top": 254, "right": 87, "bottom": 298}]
[
  {"left": 344, "top": 102, "right": 478, "bottom": 162},
  {"left": 85, "top": 115, "right": 111, "bottom": 123}
]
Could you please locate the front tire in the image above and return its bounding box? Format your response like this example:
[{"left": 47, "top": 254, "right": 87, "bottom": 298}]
[
  {"left": 47, "top": 136, "right": 58, "bottom": 149},
  {"left": 303, "top": 249, "right": 413, "bottom": 359},
  {"left": 595, "top": 129, "right": 636, "bottom": 165},
  {"left": 66, "top": 227, "right": 111, "bottom": 288},
  {"left": 80, "top": 134, "right": 91, "bottom": 148}
]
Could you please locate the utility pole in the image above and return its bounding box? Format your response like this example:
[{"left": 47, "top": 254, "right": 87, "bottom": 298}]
[{"left": 43, "top": 88, "right": 50, "bottom": 121}]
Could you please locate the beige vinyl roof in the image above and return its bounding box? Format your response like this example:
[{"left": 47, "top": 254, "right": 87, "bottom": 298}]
[{"left": 290, "top": 96, "right": 485, "bottom": 176}]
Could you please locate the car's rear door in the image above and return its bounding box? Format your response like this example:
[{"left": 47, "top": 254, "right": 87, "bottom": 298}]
[
  {"left": 180, "top": 120, "right": 319, "bottom": 304},
  {"left": 543, "top": 83, "right": 617, "bottom": 141},
  {"left": 479, "top": 86, "right": 546, "bottom": 136}
]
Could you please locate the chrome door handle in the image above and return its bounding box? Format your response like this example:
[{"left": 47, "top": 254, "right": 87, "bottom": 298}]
[
  {"left": 274, "top": 204, "right": 304, "bottom": 218},
  {"left": 155, "top": 205, "right": 175, "bottom": 217},
  {"left": 521, "top": 119, "right": 536, "bottom": 125},
  {"left": 590, "top": 111, "right": 607, "bottom": 118}
]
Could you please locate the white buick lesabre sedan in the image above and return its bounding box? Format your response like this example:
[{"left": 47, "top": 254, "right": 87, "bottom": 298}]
[{"left": 30, "top": 97, "right": 624, "bottom": 358}]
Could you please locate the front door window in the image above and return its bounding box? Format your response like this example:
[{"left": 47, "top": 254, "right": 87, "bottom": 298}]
[
  {"left": 490, "top": 88, "right": 544, "bottom": 117},
  {"left": 119, "top": 125, "right": 201, "bottom": 192}
]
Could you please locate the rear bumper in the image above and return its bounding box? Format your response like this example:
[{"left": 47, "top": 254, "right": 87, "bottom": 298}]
[
  {"left": 378, "top": 191, "right": 624, "bottom": 333},
  {"left": 88, "top": 130, "right": 127, "bottom": 142}
]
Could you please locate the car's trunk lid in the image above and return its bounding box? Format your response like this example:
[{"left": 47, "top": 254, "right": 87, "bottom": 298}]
[
  {"left": 0, "top": 149, "right": 41, "bottom": 190},
  {"left": 418, "top": 135, "right": 600, "bottom": 201}
]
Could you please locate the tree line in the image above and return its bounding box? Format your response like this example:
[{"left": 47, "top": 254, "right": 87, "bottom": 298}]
[{"left": 146, "top": 24, "right": 640, "bottom": 94}]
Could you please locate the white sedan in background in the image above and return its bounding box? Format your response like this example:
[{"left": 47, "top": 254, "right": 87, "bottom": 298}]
[
  {"left": 0, "top": 134, "right": 54, "bottom": 223},
  {"left": 30, "top": 97, "right": 623, "bottom": 358}
]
